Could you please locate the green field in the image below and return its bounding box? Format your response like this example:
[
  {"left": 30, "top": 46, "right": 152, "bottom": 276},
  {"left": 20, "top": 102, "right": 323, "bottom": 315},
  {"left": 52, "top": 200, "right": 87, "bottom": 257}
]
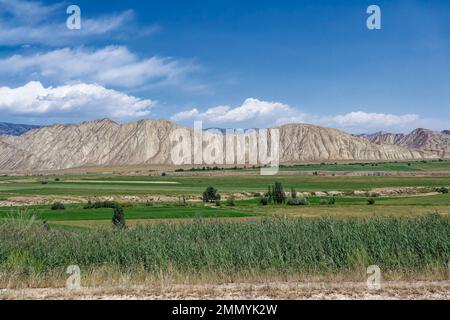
[
  {"left": 1, "top": 174, "right": 450, "bottom": 198},
  {"left": 1, "top": 192, "right": 449, "bottom": 228},
  {"left": 165, "top": 160, "right": 450, "bottom": 173},
  {"left": 1, "top": 165, "right": 450, "bottom": 228},
  {"left": 0, "top": 205, "right": 254, "bottom": 222},
  {"left": 279, "top": 160, "right": 450, "bottom": 172}
]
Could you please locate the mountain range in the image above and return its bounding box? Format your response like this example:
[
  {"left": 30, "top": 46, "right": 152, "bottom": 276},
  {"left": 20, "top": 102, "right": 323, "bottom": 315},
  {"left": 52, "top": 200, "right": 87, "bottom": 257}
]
[
  {"left": 0, "top": 119, "right": 447, "bottom": 171},
  {"left": 0, "top": 122, "right": 41, "bottom": 136},
  {"left": 358, "top": 128, "right": 450, "bottom": 158}
]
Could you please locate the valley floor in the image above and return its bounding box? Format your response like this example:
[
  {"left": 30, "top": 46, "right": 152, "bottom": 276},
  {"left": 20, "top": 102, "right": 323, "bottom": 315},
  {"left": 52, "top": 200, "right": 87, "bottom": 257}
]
[{"left": 1, "top": 161, "right": 449, "bottom": 300}]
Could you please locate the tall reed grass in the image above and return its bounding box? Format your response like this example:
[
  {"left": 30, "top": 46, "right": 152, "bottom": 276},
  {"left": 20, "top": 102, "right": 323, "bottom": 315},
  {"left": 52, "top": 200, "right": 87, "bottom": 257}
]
[{"left": 0, "top": 214, "right": 448, "bottom": 280}]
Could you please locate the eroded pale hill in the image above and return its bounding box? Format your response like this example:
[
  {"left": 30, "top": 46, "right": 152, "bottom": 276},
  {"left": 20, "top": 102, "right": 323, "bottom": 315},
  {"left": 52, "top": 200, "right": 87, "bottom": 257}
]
[
  {"left": 358, "top": 132, "right": 405, "bottom": 145},
  {"left": 278, "top": 124, "right": 434, "bottom": 163},
  {"left": 0, "top": 119, "right": 180, "bottom": 170},
  {"left": 0, "top": 119, "right": 443, "bottom": 171}
]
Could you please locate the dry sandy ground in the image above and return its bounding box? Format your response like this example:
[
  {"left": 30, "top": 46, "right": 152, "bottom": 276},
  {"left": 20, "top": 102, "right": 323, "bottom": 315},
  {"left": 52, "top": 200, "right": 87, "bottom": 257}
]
[
  {"left": 0, "top": 194, "right": 198, "bottom": 207},
  {"left": 1, "top": 281, "right": 449, "bottom": 300}
]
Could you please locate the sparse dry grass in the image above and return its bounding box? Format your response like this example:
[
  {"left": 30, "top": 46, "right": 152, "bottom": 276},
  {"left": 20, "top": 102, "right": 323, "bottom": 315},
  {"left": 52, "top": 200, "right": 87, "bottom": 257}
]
[{"left": 2, "top": 279, "right": 449, "bottom": 300}]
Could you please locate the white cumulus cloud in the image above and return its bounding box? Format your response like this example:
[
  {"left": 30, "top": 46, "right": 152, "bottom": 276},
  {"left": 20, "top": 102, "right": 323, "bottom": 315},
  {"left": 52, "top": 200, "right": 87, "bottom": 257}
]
[
  {"left": 171, "top": 108, "right": 201, "bottom": 121},
  {"left": 171, "top": 98, "right": 440, "bottom": 133},
  {"left": 278, "top": 111, "right": 421, "bottom": 132},
  {"left": 329, "top": 111, "right": 420, "bottom": 127},
  {"left": 171, "top": 98, "right": 291, "bottom": 127},
  {"left": 0, "top": 81, "right": 155, "bottom": 120}
]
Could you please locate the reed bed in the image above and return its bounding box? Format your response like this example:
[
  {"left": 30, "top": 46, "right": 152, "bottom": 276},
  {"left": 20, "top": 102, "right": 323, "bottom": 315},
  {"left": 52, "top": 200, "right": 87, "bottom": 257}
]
[{"left": 0, "top": 214, "right": 449, "bottom": 283}]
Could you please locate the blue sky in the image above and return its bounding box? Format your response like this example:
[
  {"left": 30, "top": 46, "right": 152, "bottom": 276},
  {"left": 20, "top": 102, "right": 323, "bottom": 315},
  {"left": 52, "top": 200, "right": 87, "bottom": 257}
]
[{"left": 0, "top": 0, "right": 449, "bottom": 133}]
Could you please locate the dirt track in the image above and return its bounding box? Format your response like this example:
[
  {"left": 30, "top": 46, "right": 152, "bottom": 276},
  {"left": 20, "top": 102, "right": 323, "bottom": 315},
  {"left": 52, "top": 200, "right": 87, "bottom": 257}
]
[{"left": 2, "top": 281, "right": 449, "bottom": 300}]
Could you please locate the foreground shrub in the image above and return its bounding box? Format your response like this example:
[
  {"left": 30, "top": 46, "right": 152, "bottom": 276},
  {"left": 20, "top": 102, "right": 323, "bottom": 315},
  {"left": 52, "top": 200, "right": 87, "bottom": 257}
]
[
  {"left": 367, "top": 198, "right": 376, "bottom": 205},
  {"left": 50, "top": 202, "right": 65, "bottom": 210}
]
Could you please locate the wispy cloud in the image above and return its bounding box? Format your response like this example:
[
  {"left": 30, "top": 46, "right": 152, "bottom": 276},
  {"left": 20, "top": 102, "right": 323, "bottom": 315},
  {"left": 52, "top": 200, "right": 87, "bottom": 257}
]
[
  {"left": 0, "top": 0, "right": 61, "bottom": 22},
  {"left": 0, "top": 81, "right": 155, "bottom": 121},
  {"left": 0, "top": 46, "right": 199, "bottom": 89},
  {"left": 0, "top": 0, "right": 157, "bottom": 46}
]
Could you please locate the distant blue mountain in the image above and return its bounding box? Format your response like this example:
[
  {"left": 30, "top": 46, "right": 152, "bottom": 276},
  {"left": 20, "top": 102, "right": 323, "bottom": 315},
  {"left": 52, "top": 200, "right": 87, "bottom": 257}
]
[
  {"left": 0, "top": 122, "right": 42, "bottom": 136},
  {"left": 204, "top": 127, "right": 259, "bottom": 134}
]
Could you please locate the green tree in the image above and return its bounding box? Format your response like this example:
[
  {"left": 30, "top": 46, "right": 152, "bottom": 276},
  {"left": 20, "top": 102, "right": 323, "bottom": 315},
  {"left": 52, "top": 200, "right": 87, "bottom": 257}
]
[
  {"left": 111, "top": 203, "right": 126, "bottom": 229},
  {"left": 291, "top": 187, "right": 297, "bottom": 198},
  {"left": 202, "top": 186, "right": 220, "bottom": 203},
  {"left": 272, "top": 182, "right": 286, "bottom": 204},
  {"left": 267, "top": 186, "right": 273, "bottom": 204}
]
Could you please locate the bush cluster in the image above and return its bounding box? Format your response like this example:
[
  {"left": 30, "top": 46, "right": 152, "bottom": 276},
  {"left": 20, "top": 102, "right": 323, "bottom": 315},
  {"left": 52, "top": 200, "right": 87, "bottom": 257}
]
[
  {"left": 287, "top": 198, "right": 309, "bottom": 206},
  {"left": 225, "top": 195, "right": 236, "bottom": 207},
  {"left": 319, "top": 197, "right": 336, "bottom": 205},
  {"left": 50, "top": 202, "right": 65, "bottom": 210},
  {"left": 436, "top": 187, "right": 449, "bottom": 194}
]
